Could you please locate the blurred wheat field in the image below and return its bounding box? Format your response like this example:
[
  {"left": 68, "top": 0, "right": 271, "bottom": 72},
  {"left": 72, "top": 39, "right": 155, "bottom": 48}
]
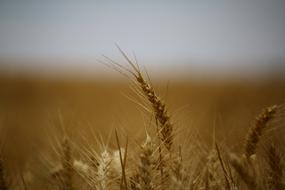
[
  {"left": 1, "top": 0, "right": 285, "bottom": 188},
  {"left": 1, "top": 76, "right": 284, "bottom": 139},
  {"left": 0, "top": 70, "right": 285, "bottom": 189}
]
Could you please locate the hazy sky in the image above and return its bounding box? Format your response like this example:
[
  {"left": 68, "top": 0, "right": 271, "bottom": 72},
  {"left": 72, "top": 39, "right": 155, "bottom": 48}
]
[{"left": 0, "top": 0, "right": 285, "bottom": 72}]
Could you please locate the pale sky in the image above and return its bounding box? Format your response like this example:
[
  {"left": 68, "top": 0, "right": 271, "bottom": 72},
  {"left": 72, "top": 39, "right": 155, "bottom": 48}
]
[{"left": 0, "top": 0, "right": 285, "bottom": 74}]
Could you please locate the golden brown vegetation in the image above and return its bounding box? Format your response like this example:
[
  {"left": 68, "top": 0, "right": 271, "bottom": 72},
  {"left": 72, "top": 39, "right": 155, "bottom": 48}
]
[{"left": 0, "top": 54, "right": 285, "bottom": 189}]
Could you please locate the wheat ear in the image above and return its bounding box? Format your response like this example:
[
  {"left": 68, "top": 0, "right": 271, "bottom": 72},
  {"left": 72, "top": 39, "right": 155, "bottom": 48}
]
[
  {"left": 138, "top": 134, "right": 154, "bottom": 190},
  {"left": 113, "top": 46, "right": 174, "bottom": 152},
  {"left": 170, "top": 147, "right": 186, "bottom": 190},
  {"left": 61, "top": 136, "right": 73, "bottom": 190},
  {"left": 244, "top": 105, "right": 278, "bottom": 159},
  {"left": 229, "top": 153, "right": 257, "bottom": 189},
  {"left": 266, "top": 145, "right": 285, "bottom": 190},
  {"left": 97, "top": 149, "right": 112, "bottom": 189}
]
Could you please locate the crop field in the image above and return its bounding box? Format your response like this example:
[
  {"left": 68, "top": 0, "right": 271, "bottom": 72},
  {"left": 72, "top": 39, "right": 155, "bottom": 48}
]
[
  {"left": 1, "top": 0, "right": 285, "bottom": 189},
  {"left": 0, "top": 59, "right": 285, "bottom": 190}
]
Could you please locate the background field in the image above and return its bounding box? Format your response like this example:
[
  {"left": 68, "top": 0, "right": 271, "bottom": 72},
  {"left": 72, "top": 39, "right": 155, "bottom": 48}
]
[{"left": 1, "top": 74, "right": 284, "bottom": 154}]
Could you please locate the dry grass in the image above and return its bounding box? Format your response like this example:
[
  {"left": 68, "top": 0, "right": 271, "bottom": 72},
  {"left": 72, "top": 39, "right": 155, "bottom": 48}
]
[{"left": 0, "top": 53, "right": 285, "bottom": 189}]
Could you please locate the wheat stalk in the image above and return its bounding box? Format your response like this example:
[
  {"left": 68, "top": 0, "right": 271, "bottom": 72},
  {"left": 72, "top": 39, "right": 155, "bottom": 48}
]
[
  {"left": 215, "top": 143, "right": 231, "bottom": 190},
  {"left": 114, "top": 130, "right": 128, "bottom": 190}
]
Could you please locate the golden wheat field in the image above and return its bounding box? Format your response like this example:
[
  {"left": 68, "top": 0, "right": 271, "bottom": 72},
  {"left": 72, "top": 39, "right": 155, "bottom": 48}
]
[
  {"left": 1, "top": 0, "right": 285, "bottom": 189},
  {"left": 0, "top": 59, "right": 285, "bottom": 190}
]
